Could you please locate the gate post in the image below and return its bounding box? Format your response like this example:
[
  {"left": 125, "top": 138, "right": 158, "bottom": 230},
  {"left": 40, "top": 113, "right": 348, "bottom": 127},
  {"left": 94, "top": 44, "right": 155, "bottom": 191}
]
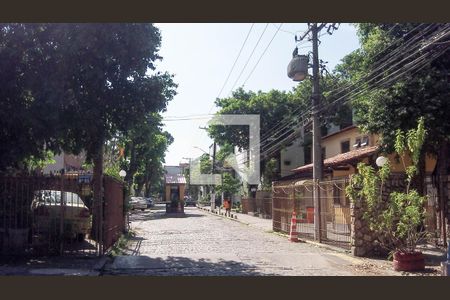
[{"left": 314, "top": 179, "right": 321, "bottom": 242}]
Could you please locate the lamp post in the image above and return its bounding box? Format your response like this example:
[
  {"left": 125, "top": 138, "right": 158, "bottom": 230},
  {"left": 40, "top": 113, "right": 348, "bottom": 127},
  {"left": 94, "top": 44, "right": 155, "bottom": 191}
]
[
  {"left": 287, "top": 23, "right": 324, "bottom": 241},
  {"left": 375, "top": 156, "right": 388, "bottom": 168}
]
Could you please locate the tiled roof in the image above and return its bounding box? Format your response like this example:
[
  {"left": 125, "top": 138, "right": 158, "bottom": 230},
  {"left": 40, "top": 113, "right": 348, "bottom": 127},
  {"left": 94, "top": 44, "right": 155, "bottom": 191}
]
[
  {"left": 165, "top": 174, "right": 187, "bottom": 184},
  {"left": 291, "top": 145, "right": 379, "bottom": 173}
]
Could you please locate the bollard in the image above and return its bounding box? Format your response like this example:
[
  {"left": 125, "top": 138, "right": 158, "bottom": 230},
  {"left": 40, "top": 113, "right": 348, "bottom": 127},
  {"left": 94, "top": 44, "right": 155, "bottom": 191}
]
[{"left": 288, "top": 211, "right": 298, "bottom": 242}]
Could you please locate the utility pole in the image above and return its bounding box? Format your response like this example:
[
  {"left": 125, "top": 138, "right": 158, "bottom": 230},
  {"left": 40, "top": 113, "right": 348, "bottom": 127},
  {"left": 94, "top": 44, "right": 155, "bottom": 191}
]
[
  {"left": 211, "top": 141, "right": 217, "bottom": 211},
  {"left": 311, "top": 23, "right": 323, "bottom": 242},
  {"left": 288, "top": 23, "right": 338, "bottom": 242}
]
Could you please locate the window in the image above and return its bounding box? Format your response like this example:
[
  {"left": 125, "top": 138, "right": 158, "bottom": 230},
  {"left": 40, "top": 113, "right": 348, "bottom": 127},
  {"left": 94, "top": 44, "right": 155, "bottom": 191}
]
[
  {"left": 341, "top": 140, "right": 350, "bottom": 153},
  {"left": 284, "top": 160, "right": 291, "bottom": 166},
  {"left": 304, "top": 145, "right": 311, "bottom": 165},
  {"left": 333, "top": 186, "right": 341, "bottom": 205},
  {"left": 361, "top": 136, "right": 369, "bottom": 147},
  {"left": 354, "top": 136, "right": 369, "bottom": 148},
  {"left": 353, "top": 137, "right": 361, "bottom": 148}
]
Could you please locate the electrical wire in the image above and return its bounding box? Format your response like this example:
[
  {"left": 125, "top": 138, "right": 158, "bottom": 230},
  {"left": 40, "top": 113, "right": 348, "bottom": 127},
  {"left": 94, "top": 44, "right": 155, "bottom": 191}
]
[
  {"left": 213, "top": 24, "right": 255, "bottom": 106},
  {"left": 253, "top": 24, "right": 450, "bottom": 161},
  {"left": 241, "top": 23, "right": 283, "bottom": 87},
  {"left": 228, "top": 24, "right": 270, "bottom": 96}
]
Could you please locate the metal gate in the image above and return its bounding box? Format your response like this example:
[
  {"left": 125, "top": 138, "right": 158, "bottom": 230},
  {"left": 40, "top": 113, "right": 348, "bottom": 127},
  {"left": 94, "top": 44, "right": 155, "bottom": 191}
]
[
  {"left": 272, "top": 179, "right": 351, "bottom": 249},
  {"left": 0, "top": 173, "right": 125, "bottom": 257}
]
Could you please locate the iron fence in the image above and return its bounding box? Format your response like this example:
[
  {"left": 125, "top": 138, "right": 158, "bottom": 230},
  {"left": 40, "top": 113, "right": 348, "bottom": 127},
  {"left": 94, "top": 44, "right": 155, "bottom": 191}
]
[
  {"left": 103, "top": 176, "right": 125, "bottom": 252},
  {"left": 272, "top": 179, "right": 351, "bottom": 249},
  {"left": 242, "top": 191, "right": 272, "bottom": 218},
  {"left": 0, "top": 173, "right": 125, "bottom": 257}
]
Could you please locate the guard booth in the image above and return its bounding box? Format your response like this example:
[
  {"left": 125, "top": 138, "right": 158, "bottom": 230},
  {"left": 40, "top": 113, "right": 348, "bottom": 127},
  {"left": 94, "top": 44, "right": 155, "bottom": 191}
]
[{"left": 164, "top": 174, "right": 186, "bottom": 214}]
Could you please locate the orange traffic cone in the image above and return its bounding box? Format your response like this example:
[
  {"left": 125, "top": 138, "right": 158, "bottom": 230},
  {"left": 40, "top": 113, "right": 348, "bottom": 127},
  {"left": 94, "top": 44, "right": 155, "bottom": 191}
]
[{"left": 289, "top": 211, "right": 298, "bottom": 242}]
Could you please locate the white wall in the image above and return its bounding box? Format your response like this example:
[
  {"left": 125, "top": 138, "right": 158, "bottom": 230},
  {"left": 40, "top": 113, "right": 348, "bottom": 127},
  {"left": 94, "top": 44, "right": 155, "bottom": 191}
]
[
  {"left": 280, "top": 137, "right": 305, "bottom": 178},
  {"left": 42, "top": 153, "right": 64, "bottom": 174}
]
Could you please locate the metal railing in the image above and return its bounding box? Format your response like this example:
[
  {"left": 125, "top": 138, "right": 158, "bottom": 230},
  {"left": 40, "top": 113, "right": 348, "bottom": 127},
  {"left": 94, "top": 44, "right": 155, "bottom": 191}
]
[
  {"left": 272, "top": 179, "right": 351, "bottom": 249},
  {"left": 0, "top": 174, "right": 125, "bottom": 257}
]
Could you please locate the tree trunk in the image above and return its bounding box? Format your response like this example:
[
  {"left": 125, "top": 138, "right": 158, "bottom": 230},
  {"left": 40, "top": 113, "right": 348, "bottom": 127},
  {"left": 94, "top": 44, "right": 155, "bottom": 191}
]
[
  {"left": 92, "top": 138, "right": 104, "bottom": 254},
  {"left": 437, "top": 140, "right": 448, "bottom": 247}
]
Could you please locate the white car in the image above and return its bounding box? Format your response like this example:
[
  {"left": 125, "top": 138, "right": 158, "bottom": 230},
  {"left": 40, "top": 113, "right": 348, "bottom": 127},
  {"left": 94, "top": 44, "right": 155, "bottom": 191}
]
[
  {"left": 31, "top": 190, "right": 91, "bottom": 242},
  {"left": 130, "top": 197, "right": 147, "bottom": 211}
]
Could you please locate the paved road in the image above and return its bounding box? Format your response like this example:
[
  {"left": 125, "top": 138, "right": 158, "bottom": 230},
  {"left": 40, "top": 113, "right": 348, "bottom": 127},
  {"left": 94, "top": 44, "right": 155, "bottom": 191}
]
[{"left": 104, "top": 205, "right": 372, "bottom": 276}]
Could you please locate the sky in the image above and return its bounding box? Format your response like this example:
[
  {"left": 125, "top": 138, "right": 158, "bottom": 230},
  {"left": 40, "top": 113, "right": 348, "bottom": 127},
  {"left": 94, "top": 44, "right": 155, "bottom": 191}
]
[{"left": 153, "top": 23, "right": 361, "bottom": 166}]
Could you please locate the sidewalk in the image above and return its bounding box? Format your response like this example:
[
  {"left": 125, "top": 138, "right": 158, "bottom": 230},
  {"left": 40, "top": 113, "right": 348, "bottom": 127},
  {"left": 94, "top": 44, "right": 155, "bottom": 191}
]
[
  {"left": 196, "top": 205, "right": 445, "bottom": 276},
  {"left": 0, "top": 255, "right": 109, "bottom": 276},
  {"left": 197, "top": 206, "right": 272, "bottom": 232}
]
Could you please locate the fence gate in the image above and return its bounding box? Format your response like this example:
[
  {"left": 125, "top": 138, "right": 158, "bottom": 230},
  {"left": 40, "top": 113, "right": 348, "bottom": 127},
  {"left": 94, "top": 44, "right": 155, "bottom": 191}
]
[
  {"left": 0, "top": 174, "right": 125, "bottom": 258},
  {"left": 102, "top": 176, "right": 125, "bottom": 252},
  {"left": 272, "top": 179, "right": 351, "bottom": 249}
]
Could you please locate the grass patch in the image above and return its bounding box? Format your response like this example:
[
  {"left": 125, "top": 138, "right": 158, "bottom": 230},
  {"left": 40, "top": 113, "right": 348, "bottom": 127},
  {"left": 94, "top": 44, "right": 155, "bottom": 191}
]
[{"left": 109, "top": 230, "right": 136, "bottom": 257}]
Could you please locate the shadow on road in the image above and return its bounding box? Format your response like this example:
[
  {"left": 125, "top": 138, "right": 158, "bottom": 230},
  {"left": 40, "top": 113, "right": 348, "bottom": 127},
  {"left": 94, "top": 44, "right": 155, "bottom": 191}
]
[
  {"left": 122, "top": 236, "right": 145, "bottom": 256},
  {"left": 105, "top": 255, "right": 276, "bottom": 276}
]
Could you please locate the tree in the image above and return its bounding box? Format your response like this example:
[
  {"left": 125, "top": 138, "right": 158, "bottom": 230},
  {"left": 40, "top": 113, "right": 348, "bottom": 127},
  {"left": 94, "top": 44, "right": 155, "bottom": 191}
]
[
  {"left": 208, "top": 74, "right": 353, "bottom": 184},
  {"left": 0, "top": 24, "right": 64, "bottom": 171},
  {"left": 338, "top": 23, "right": 449, "bottom": 156},
  {"left": 0, "top": 24, "right": 177, "bottom": 249},
  {"left": 216, "top": 172, "right": 241, "bottom": 198}
]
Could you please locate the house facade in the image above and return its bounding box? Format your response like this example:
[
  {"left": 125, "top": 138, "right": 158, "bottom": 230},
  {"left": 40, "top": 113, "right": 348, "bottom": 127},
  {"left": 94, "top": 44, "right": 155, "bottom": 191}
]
[{"left": 42, "top": 152, "right": 86, "bottom": 174}]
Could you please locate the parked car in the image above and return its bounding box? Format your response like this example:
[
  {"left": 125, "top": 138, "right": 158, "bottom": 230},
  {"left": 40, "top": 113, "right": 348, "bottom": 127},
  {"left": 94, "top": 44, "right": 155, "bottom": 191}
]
[
  {"left": 144, "top": 197, "right": 154, "bottom": 208},
  {"left": 184, "top": 196, "right": 197, "bottom": 207},
  {"left": 130, "top": 197, "right": 147, "bottom": 211},
  {"left": 31, "top": 190, "right": 91, "bottom": 242}
]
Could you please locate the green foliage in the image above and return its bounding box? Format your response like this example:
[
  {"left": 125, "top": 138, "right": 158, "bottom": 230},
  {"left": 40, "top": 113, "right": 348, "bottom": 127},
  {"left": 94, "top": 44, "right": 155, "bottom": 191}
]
[
  {"left": 339, "top": 23, "right": 450, "bottom": 155},
  {"left": 0, "top": 23, "right": 177, "bottom": 175},
  {"left": 199, "top": 153, "right": 212, "bottom": 174},
  {"left": 215, "top": 143, "right": 234, "bottom": 168},
  {"left": 109, "top": 230, "right": 136, "bottom": 257},
  {"left": 216, "top": 173, "right": 241, "bottom": 196},
  {"left": 104, "top": 163, "right": 122, "bottom": 181},
  {"left": 346, "top": 118, "right": 428, "bottom": 254},
  {"left": 22, "top": 150, "right": 56, "bottom": 172},
  {"left": 261, "top": 158, "right": 278, "bottom": 190},
  {"left": 209, "top": 76, "right": 353, "bottom": 185}
]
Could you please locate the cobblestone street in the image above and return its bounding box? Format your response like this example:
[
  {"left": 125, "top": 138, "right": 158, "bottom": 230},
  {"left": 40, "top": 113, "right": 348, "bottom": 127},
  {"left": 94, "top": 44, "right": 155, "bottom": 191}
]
[{"left": 103, "top": 205, "right": 391, "bottom": 276}]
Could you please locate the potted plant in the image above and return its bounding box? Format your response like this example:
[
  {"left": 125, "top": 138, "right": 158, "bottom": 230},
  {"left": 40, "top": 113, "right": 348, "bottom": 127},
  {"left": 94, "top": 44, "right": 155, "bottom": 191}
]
[{"left": 346, "top": 118, "right": 428, "bottom": 271}]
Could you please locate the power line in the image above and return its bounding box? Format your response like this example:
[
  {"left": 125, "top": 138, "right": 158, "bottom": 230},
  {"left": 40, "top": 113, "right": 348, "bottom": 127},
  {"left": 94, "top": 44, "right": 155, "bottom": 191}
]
[
  {"left": 319, "top": 24, "right": 450, "bottom": 113},
  {"left": 271, "top": 23, "right": 295, "bottom": 35},
  {"left": 214, "top": 24, "right": 255, "bottom": 102},
  {"left": 241, "top": 23, "right": 283, "bottom": 87},
  {"left": 228, "top": 23, "right": 270, "bottom": 96},
  {"left": 251, "top": 24, "right": 450, "bottom": 161},
  {"left": 211, "top": 24, "right": 449, "bottom": 164}
]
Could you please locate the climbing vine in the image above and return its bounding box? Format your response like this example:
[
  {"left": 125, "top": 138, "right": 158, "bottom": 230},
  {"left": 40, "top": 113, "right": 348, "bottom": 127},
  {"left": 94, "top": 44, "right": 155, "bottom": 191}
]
[{"left": 346, "top": 117, "right": 428, "bottom": 254}]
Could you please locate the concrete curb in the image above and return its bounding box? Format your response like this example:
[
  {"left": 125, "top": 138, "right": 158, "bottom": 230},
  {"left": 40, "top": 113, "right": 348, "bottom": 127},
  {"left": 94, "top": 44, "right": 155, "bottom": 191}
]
[
  {"left": 93, "top": 256, "right": 110, "bottom": 271},
  {"left": 197, "top": 206, "right": 244, "bottom": 224}
]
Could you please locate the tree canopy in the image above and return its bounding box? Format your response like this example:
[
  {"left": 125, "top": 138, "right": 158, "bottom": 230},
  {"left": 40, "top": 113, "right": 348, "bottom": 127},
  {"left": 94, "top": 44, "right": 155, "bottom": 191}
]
[
  {"left": 0, "top": 23, "right": 177, "bottom": 174},
  {"left": 338, "top": 23, "right": 450, "bottom": 154}
]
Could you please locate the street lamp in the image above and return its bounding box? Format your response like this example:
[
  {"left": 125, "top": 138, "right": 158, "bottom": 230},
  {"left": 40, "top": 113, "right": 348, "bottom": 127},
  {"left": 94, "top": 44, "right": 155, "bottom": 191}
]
[
  {"left": 119, "top": 170, "right": 127, "bottom": 178},
  {"left": 375, "top": 156, "right": 388, "bottom": 167}
]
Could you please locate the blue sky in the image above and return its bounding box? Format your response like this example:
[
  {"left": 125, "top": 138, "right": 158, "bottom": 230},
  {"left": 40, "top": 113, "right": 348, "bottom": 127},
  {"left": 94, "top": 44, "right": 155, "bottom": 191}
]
[{"left": 154, "top": 23, "right": 361, "bottom": 166}]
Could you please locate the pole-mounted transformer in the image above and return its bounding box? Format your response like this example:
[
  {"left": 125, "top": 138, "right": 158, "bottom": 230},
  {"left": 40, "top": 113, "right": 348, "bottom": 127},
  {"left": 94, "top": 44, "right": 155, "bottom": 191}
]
[{"left": 287, "top": 53, "right": 309, "bottom": 82}]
